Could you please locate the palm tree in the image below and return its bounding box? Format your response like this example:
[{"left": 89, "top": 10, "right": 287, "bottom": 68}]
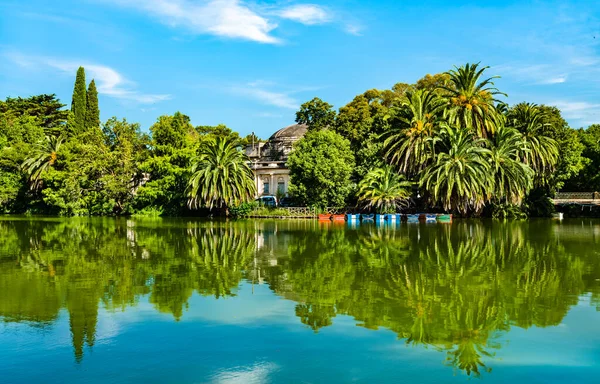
[
  {"left": 383, "top": 89, "right": 445, "bottom": 177},
  {"left": 420, "top": 126, "right": 492, "bottom": 214},
  {"left": 186, "top": 137, "right": 256, "bottom": 212},
  {"left": 357, "top": 166, "right": 412, "bottom": 213},
  {"left": 441, "top": 63, "right": 506, "bottom": 138},
  {"left": 507, "top": 103, "right": 558, "bottom": 176},
  {"left": 488, "top": 126, "right": 534, "bottom": 204},
  {"left": 22, "top": 135, "right": 64, "bottom": 190}
]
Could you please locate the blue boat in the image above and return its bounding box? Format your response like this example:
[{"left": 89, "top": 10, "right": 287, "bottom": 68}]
[
  {"left": 361, "top": 214, "right": 374, "bottom": 221},
  {"left": 386, "top": 214, "right": 402, "bottom": 222},
  {"left": 375, "top": 214, "right": 385, "bottom": 222},
  {"left": 346, "top": 214, "right": 360, "bottom": 221},
  {"left": 425, "top": 214, "right": 437, "bottom": 223},
  {"left": 406, "top": 214, "right": 419, "bottom": 223}
]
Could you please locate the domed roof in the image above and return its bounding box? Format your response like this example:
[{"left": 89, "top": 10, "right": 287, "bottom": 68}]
[{"left": 269, "top": 123, "right": 308, "bottom": 141}]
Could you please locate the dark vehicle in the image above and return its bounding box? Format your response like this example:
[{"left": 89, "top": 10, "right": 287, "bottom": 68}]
[
  {"left": 256, "top": 195, "right": 278, "bottom": 207},
  {"left": 278, "top": 197, "right": 297, "bottom": 207}
]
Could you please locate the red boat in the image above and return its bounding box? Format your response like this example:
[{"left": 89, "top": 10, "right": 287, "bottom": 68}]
[{"left": 318, "top": 214, "right": 332, "bottom": 221}]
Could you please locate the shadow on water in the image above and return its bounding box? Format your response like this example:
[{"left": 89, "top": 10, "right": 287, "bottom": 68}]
[{"left": 1, "top": 217, "right": 599, "bottom": 375}]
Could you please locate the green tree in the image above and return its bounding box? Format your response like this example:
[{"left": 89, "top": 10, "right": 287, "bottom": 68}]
[
  {"left": 507, "top": 103, "right": 558, "bottom": 178},
  {"left": 537, "top": 105, "right": 584, "bottom": 192},
  {"left": 85, "top": 80, "right": 100, "bottom": 130},
  {"left": 0, "top": 94, "right": 69, "bottom": 134},
  {"left": 134, "top": 113, "right": 197, "bottom": 214},
  {"left": 295, "top": 97, "right": 336, "bottom": 131},
  {"left": 569, "top": 124, "right": 600, "bottom": 191},
  {"left": 384, "top": 89, "right": 445, "bottom": 177},
  {"left": 22, "top": 135, "right": 64, "bottom": 191},
  {"left": 488, "top": 126, "right": 533, "bottom": 204},
  {"left": 420, "top": 126, "right": 492, "bottom": 214},
  {"left": 442, "top": 63, "right": 505, "bottom": 138},
  {"left": 71, "top": 67, "right": 87, "bottom": 134},
  {"left": 187, "top": 137, "right": 256, "bottom": 212},
  {"left": 335, "top": 89, "right": 391, "bottom": 181},
  {"left": 287, "top": 130, "right": 355, "bottom": 207},
  {"left": 357, "top": 166, "right": 412, "bottom": 213}
]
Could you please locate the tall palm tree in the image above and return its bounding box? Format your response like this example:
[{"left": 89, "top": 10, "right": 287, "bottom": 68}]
[
  {"left": 507, "top": 103, "right": 558, "bottom": 176},
  {"left": 186, "top": 137, "right": 256, "bottom": 212},
  {"left": 383, "top": 89, "right": 445, "bottom": 177},
  {"left": 488, "top": 126, "right": 534, "bottom": 204},
  {"left": 441, "top": 63, "right": 506, "bottom": 138},
  {"left": 420, "top": 126, "right": 492, "bottom": 214},
  {"left": 357, "top": 166, "right": 412, "bottom": 213},
  {"left": 22, "top": 135, "right": 64, "bottom": 190}
]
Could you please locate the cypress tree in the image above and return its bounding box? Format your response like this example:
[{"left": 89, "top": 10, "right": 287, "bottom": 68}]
[
  {"left": 71, "top": 66, "right": 87, "bottom": 133},
  {"left": 85, "top": 80, "right": 100, "bottom": 130}
]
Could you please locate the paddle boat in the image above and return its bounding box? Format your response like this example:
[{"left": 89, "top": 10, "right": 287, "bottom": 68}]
[
  {"left": 332, "top": 214, "right": 346, "bottom": 221},
  {"left": 361, "top": 214, "right": 374, "bottom": 221},
  {"left": 425, "top": 214, "right": 437, "bottom": 223},
  {"left": 385, "top": 214, "right": 401, "bottom": 222},
  {"left": 346, "top": 214, "right": 360, "bottom": 221},
  {"left": 437, "top": 214, "right": 453, "bottom": 223},
  {"left": 375, "top": 214, "right": 385, "bottom": 222},
  {"left": 406, "top": 214, "right": 419, "bottom": 223},
  {"left": 318, "top": 214, "right": 332, "bottom": 221}
]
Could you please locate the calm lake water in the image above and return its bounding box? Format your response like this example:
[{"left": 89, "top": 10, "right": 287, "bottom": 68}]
[{"left": 1, "top": 217, "right": 600, "bottom": 383}]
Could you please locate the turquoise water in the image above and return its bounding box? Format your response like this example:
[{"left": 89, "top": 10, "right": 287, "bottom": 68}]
[{"left": 1, "top": 218, "right": 600, "bottom": 383}]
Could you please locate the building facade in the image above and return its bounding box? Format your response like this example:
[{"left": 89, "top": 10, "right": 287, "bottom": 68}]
[{"left": 245, "top": 124, "right": 308, "bottom": 197}]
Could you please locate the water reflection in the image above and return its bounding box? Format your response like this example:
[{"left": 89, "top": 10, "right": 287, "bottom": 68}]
[{"left": 1, "top": 218, "right": 599, "bottom": 376}]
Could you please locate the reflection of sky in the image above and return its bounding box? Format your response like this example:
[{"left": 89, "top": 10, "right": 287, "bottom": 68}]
[{"left": 1, "top": 287, "right": 600, "bottom": 383}]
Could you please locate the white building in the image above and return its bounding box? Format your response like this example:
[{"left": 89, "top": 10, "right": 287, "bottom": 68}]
[{"left": 245, "top": 124, "right": 308, "bottom": 197}]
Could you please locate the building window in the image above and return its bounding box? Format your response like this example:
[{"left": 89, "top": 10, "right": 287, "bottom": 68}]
[
  {"left": 277, "top": 177, "right": 285, "bottom": 194},
  {"left": 263, "top": 179, "right": 270, "bottom": 195}
]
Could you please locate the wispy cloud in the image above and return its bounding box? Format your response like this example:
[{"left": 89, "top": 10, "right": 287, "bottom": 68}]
[
  {"left": 231, "top": 82, "right": 299, "bottom": 109},
  {"left": 276, "top": 4, "right": 331, "bottom": 25},
  {"left": 344, "top": 23, "right": 363, "bottom": 36},
  {"left": 550, "top": 100, "right": 600, "bottom": 126},
  {"left": 99, "top": 0, "right": 349, "bottom": 44},
  {"left": 5, "top": 52, "right": 170, "bottom": 104},
  {"left": 493, "top": 64, "right": 569, "bottom": 86}
]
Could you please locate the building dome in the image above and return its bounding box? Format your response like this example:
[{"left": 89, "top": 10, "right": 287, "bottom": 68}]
[{"left": 268, "top": 124, "right": 308, "bottom": 141}]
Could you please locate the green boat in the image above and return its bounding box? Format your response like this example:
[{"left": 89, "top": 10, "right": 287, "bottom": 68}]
[{"left": 437, "top": 214, "right": 453, "bottom": 223}]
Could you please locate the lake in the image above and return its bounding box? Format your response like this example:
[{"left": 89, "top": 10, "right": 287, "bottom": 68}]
[{"left": 1, "top": 217, "right": 600, "bottom": 383}]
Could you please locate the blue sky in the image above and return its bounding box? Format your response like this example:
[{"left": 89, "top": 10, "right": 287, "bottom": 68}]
[{"left": 1, "top": 0, "right": 599, "bottom": 138}]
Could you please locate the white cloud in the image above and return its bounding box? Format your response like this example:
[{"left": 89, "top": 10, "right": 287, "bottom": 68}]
[
  {"left": 232, "top": 82, "right": 299, "bottom": 109},
  {"left": 6, "top": 52, "right": 170, "bottom": 104},
  {"left": 344, "top": 23, "right": 363, "bottom": 36},
  {"left": 550, "top": 100, "right": 600, "bottom": 126},
  {"left": 493, "top": 64, "right": 569, "bottom": 86},
  {"left": 276, "top": 4, "right": 331, "bottom": 25},
  {"left": 541, "top": 76, "right": 567, "bottom": 84},
  {"left": 102, "top": 0, "right": 280, "bottom": 44},
  {"left": 101, "top": 0, "right": 345, "bottom": 43}
]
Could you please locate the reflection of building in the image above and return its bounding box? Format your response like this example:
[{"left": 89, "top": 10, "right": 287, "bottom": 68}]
[{"left": 246, "top": 124, "right": 308, "bottom": 197}]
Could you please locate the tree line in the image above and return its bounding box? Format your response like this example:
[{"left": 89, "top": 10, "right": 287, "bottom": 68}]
[{"left": 1, "top": 63, "right": 599, "bottom": 216}]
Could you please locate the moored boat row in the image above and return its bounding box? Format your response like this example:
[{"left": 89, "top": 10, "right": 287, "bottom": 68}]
[{"left": 319, "top": 213, "right": 453, "bottom": 223}]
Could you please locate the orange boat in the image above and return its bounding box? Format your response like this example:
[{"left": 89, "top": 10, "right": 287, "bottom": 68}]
[
  {"left": 318, "top": 214, "right": 332, "bottom": 221},
  {"left": 332, "top": 214, "right": 346, "bottom": 221}
]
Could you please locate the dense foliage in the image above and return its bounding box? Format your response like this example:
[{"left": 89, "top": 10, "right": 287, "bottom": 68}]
[
  {"left": 289, "top": 62, "right": 594, "bottom": 216},
  {"left": 0, "top": 63, "right": 598, "bottom": 216}
]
